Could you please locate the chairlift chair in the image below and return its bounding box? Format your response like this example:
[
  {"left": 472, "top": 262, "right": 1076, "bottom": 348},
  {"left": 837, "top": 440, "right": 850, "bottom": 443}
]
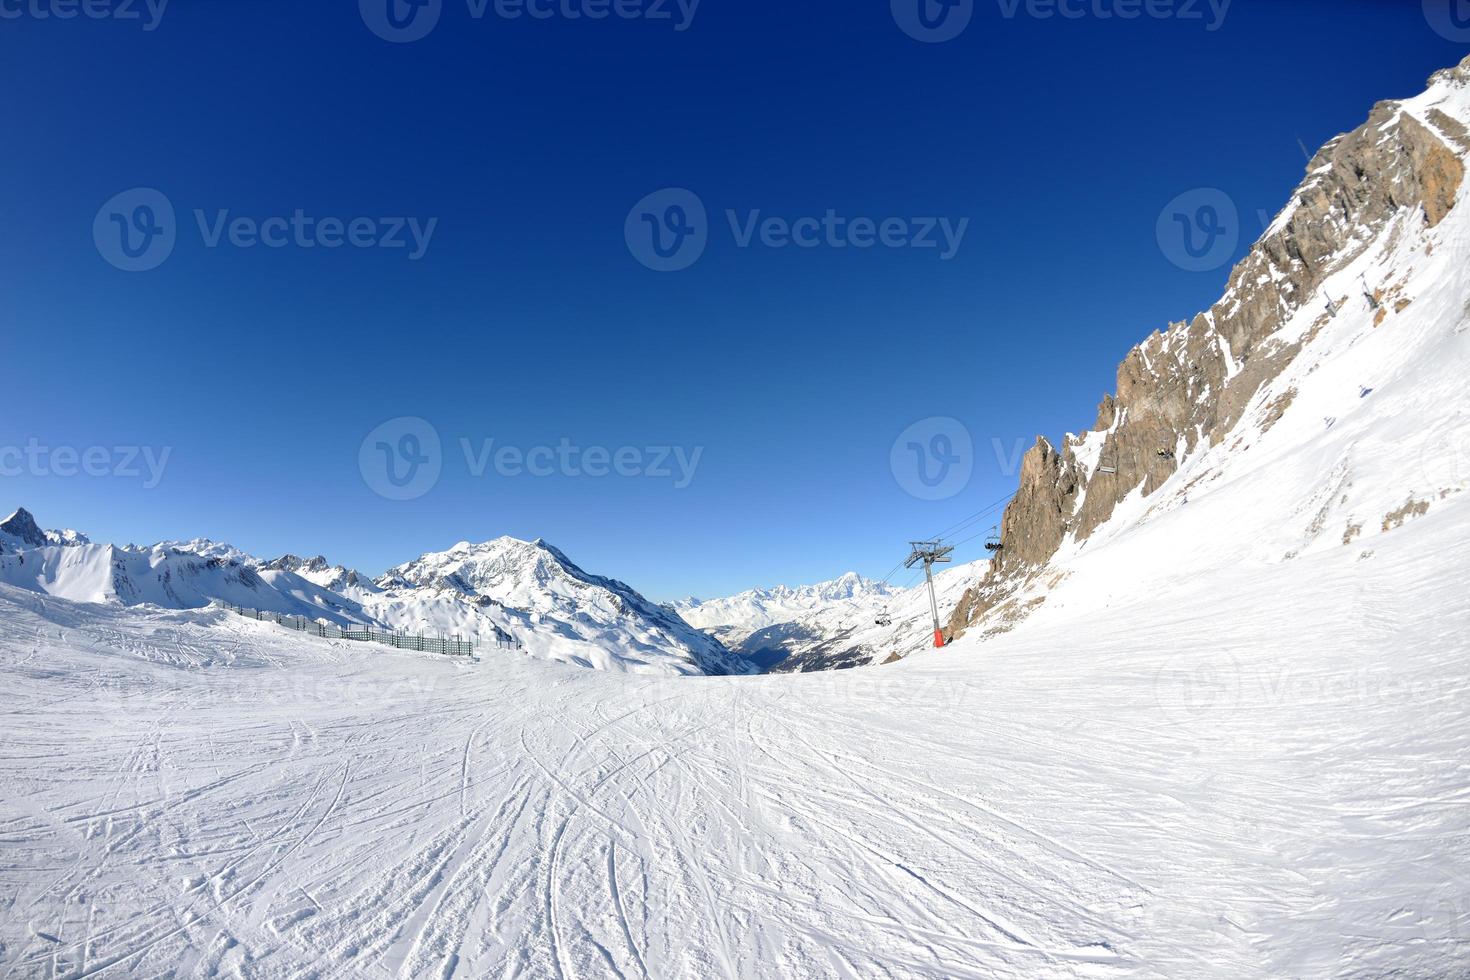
[
  {"left": 984, "top": 526, "right": 1004, "bottom": 553},
  {"left": 875, "top": 607, "right": 893, "bottom": 627},
  {"left": 1098, "top": 452, "right": 1119, "bottom": 475},
  {"left": 1360, "top": 274, "right": 1379, "bottom": 310}
]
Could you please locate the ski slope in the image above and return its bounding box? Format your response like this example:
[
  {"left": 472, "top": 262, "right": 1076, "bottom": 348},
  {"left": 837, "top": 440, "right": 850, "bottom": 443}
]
[{"left": 2, "top": 484, "right": 1466, "bottom": 979}]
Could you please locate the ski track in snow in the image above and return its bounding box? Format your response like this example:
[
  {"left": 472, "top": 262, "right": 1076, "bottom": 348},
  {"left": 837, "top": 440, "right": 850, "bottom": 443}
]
[{"left": 0, "top": 491, "right": 1466, "bottom": 980}]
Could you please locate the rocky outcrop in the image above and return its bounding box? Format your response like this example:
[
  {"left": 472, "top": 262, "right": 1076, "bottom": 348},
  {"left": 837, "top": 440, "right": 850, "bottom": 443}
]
[
  {"left": 0, "top": 508, "right": 50, "bottom": 550},
  {"left": 949, "top": 56, "right": 1470, "bottom": 641}
]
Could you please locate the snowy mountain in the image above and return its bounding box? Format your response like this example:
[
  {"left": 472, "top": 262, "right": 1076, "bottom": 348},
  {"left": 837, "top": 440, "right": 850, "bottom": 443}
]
[
  {"left": 675, "top": 572, "right": 894, "bottom": 629},
  {"left": 947, "top": 56, "right": 1470, "bottom": 646},
  {"left": 673, "top": 566, "right": 986, "bottom": 671},
  {"left": 371, "top": 537, "right": 751, "bottom": 676},
  {"left": 0, "top": 515, "right": 375, "bottom": 624},
  {"left": 671, "top": 572, "right": 895, "bottom": 651},
  {"left": 0, "top": 510, "right": 749, "bottom": 677},
  {"left": 0, "top": 507, "right": 88, "bottom": 552},
  {"left": 264, "top": 553, "right": 378, "bottom": 594}
]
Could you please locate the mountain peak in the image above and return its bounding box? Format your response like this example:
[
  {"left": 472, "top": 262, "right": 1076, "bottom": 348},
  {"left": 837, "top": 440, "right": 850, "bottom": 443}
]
[{"left": 1, "top": 507, "right": 49, "bottom": 549}]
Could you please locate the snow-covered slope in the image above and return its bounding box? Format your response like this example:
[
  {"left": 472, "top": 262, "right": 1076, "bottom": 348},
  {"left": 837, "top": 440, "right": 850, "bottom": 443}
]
[
  {"left": 372, "top": 537, "right": 751, "bottom": 676},
  {"left": 0, "top": 512, "right": 749, "bottom": 676},
  {"left": 1, "top": 487, "right": 1464, "bottom": 976},
  {"left": 671, "top": 572, "right": 897, "bottom": 663},
  {"left": 0, "top": 514, "right": 374, "bottom": 625},
  {"left": 0, "top": 507, "right": 88, "bottom": 552},
  {"left": 676, "top": 564, "right": 987, "bottom": 671},
  {"left": 264, "top": 553, "right": 379, "bottom": 594},
  {"left": 674, "top": 571, "right": 895, "bottom": 635},
  {"left": 950, "top": 56, "right": 1470, "bottom": 646}
]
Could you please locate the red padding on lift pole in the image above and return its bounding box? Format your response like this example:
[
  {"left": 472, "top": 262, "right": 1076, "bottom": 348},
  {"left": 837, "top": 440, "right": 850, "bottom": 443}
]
[{"left": 933, "top": 629, "right": 945, "bottom": 648}]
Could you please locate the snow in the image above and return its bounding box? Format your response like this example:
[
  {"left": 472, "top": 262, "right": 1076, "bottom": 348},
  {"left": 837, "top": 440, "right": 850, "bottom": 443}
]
[
  {"left": 369, "top": 537, "right": 751, "bottom": 676},
  {"left": 672, "top": 572, "right": 896, "bottom": 642},
  {"left": 674, "top": 565, "right": 986, "bottom": 670},
  {"left": 1, "top": 490, "right": 1465, "bottom": 976},
  {"left": 0, "top": 529, "right": 750, "bottom": 678}
]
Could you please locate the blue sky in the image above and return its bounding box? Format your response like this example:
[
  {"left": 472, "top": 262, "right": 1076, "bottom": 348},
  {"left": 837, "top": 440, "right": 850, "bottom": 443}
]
[{"left": 1, "top": 0, "right": 1464, "bottom": 600}]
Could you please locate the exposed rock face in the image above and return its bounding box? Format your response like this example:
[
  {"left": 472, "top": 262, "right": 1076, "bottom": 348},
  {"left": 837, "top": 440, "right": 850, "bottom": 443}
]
[
  {"left": 949, "top": 57, "right": 1470, "bottom": 641},
  {"left": 0, "top": 508, "right": 88, "bottom": 553},
  {"left": 265, "top": 554, "right": 373, "bottom": 592},
  {"left": 0, "top": 508, "right": 50, "bottom": 550}
]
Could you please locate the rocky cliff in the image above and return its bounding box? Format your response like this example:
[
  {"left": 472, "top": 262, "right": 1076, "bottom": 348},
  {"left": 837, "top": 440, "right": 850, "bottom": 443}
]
[{"left": 948, "top": 57, "right": 1470, "bottom": 641}]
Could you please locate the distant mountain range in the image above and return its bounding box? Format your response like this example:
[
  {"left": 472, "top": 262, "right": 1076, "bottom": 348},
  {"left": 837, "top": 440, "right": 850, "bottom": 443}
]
[
  {"left": 0, "top": 508, "right": 750, "bottom": 677},
  {"left": 671, "top": 564, "right": 987, "bottom": 671}
]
